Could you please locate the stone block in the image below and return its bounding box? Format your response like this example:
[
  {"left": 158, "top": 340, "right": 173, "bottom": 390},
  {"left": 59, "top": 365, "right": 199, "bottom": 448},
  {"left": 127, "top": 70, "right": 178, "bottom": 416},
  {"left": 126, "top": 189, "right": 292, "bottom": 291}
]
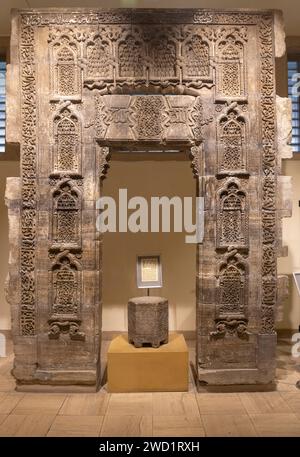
[{"left": 128, "top": 296, "right": 168, "bottom": 348}]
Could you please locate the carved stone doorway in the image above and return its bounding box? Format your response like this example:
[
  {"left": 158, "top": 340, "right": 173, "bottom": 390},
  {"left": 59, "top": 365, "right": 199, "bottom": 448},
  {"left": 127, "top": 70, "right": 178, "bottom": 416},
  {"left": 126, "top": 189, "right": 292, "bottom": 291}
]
[{"left": 6, "top": 8, "right": 292, "bottom": 390}]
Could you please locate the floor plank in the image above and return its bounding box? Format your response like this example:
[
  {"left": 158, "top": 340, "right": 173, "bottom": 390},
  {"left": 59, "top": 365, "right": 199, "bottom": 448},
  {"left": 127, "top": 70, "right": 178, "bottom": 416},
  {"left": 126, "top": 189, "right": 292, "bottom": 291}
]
[
  {"left": 279, "top": 392, "right": 300, "bottom": 414},
  {"left": 152, "top": 393, "right": 199, "bottom": 416},
  {"left": 0, "top": 335, "right": 299, "bottom": 437},
  {"left": 47, "top": 415, "right": 103, "bottom": 437},
  {"left": 153, "top": 416, "right": 205, "bottom": 437},
  {"left": 239, "top": 392, "right": 292, "bottom": 414},
  {"left": 12, "top": 394, "right": 66, "bottom": 415},
  {"left": 101, "top": 415, "right": 152, "bottom": 437},
  {"left": 0, "top": 392, "right": 24, "bottom": 414},
  {"left": 196, "top": 393, "right": 246, "bottom": 415},
  {"left": 250, "top": 413, "right": 300, "bottom": 437},
  {"left": 0, "top": 415, "right": 7, "bottom": 426},
  {"left": 107, "top": 393, "right": 153, "bottom": 416},
  {"left": 0, "top": 414, "right": 55, "bottom": 437},
  {"left": 59, "top": 393, "right": 110, "bottom": 416},
  {"left": 201, "top": 414, "right": 257, "bottom": 437}
]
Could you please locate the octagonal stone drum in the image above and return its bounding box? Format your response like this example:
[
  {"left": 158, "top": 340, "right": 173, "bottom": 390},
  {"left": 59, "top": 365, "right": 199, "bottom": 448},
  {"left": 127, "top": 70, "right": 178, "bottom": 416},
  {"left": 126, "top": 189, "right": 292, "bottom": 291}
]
[{"left": 128, "top": 297, "right": 169, "bottom": 348}]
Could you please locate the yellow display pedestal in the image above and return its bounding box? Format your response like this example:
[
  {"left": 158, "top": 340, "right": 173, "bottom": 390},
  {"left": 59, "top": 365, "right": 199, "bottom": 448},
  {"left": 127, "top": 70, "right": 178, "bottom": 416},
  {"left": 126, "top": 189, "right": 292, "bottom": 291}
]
[{"left": 107, "top": 333, "right": 189, "bottom": 392}]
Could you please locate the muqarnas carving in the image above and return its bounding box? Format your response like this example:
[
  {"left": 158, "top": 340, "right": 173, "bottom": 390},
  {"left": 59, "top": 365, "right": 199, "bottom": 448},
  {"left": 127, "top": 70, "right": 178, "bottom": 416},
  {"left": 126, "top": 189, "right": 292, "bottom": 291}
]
[
  {"left": 217, "top": 180, "right": 248, "bottom": 249},
  {"left": 53, "top": 107, "right": 81, "bottom": 174},
  {"left": 85, "top": 33, "right": 112, "bottom": 80},
  {"left": 48, "top": 250, "right": 85, "bottom": 341},
  {"left": 118, "top": 33, "right": 145, "bottom": 78},
  {"left": 182, "top": 33, "right": 210, "bottom": 79},
  {"left": 49, "top": 32, "right": 81, "bottom": 100},
  {"left": 51, "top": 180, "right": 81, "bottom": 249},
  {"left": 82, "top": 24, "right": 215, "bottom": 92},
  {"left": 217, "top": 106, "right": 247, "bottom": 175},
  {"left": 148, "top": 33, "right": 177, "bottom": 79},
  {"left": 216, "top": 29, "right": 247, "bottom": 99}
]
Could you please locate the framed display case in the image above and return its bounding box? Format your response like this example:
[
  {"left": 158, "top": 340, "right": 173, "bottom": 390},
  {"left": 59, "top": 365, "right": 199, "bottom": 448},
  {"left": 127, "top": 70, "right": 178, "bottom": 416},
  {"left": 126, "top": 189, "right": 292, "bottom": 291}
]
[{"left": 136, "top": 255, "right": 162, "bottom": 289}]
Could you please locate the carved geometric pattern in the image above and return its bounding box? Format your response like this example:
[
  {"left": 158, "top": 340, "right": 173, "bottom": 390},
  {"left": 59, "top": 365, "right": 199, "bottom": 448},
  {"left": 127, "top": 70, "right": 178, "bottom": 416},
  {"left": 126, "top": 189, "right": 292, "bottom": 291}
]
[
  {"left": 217, "top": 248, "right": 248, "bottom": 316},
  {"left": 217, "top": 180, "right": 248, "bottom": 248},
  {"left": 132, "top": 96, "right": 166, "bottom": 140},
  {"left": 93, "top": 94, "right": 213, "bottom": 144},
  {"left": 50, "top": 34, "right": 81, "bottom": 99},
  {"left": 220, "top": 265, "right": 243, "bottom": 312},
  {"left": 52, "top": 181, "right": 81, "bottom": 247},
  {"left": 221, "top": 62, "right": 240, "bottom": 96},
  {"left": 216, "top": 32, "right": 246, "bottom": 98},
  {"left": 57, "top": 46, "right": 77, "bottom": 95},
  {"left": 54, "top": 264, "right": 77, "bottom": 314},
  {"left": 49, "top": 250, "right": 85, "bottom": 341},
  {"left": 53, "top": 107, "right": 80, "bottom": 173},
  {"left": 218, "top": 106, "right": 247, "bottom": 174}
]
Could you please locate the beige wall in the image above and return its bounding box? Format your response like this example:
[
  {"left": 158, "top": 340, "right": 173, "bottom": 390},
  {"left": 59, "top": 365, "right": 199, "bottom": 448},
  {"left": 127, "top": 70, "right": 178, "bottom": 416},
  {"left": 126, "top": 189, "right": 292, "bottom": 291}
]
[
  {"left": 278, "top": 160, "right": 300, "bottom": 330},
  {"left": 102, "top": 156, "right": 197, "bottom": 332},
  {"left": 0, "top": 161, "right": 19, "bottom": 329}
]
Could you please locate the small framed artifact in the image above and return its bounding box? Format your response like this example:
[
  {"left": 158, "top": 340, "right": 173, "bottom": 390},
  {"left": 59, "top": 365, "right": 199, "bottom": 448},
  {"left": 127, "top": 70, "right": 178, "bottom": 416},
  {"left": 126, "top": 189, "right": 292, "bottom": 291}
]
[
  {"left": 293, "top": 272, "right": 300, "bottom": 296},
  {"left": 137, "top": 255, "right": 162, "bottom": 289}
]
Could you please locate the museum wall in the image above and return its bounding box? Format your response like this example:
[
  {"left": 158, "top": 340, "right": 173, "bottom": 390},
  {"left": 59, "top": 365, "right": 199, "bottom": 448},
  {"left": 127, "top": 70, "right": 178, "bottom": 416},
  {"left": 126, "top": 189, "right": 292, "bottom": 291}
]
[
  {"left": 278, "top": 160, "right": 300, "bottom": 330},
  {"left": 0, "top": 160, "right": 19, "bottom": 329}
]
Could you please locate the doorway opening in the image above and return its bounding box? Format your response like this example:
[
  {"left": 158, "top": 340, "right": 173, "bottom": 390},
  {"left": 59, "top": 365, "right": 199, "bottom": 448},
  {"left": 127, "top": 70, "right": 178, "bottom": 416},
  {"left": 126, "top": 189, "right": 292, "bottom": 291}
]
[{"left": 100, "top": 148, "right": 197, "bottom": 383}]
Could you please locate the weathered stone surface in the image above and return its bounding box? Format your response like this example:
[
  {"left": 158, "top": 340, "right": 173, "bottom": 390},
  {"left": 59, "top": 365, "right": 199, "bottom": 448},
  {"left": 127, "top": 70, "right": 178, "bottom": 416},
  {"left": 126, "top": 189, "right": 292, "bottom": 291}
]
[
  {"left": 276, "top": 275, "right": 289, "bottom": 322},
  {"left": 274, "top": 10, "right": 287, "bottom": 58},
  {"left": 128, "top": 297, "right": 169, "bottom": 348},
  {"left": 276, "top": 96, "right": 293, "bottom": 160},
  {"left": 5, "top": 8, "right": 292, "bottom": 390}
]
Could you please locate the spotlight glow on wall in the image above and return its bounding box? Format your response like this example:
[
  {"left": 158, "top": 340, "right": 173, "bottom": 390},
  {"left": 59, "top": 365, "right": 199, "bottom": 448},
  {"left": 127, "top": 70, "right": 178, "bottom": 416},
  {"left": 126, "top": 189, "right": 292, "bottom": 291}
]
[{"left": 121, "top": 0, "right": 139, "bottom": 6}]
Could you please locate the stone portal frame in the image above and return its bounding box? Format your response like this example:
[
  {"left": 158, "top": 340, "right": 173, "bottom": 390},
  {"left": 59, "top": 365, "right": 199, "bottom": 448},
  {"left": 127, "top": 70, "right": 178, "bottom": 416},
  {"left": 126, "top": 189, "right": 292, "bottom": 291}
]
[{"left": 5, "top": 8, "right": 292, "bottom": 390}]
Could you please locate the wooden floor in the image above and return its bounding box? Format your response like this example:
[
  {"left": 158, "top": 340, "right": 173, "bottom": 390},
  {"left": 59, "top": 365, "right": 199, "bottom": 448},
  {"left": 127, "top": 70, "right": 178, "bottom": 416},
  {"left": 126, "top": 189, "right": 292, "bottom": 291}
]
[{"left": 0, "top": 336, "right": 299, "bottom": 436}]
